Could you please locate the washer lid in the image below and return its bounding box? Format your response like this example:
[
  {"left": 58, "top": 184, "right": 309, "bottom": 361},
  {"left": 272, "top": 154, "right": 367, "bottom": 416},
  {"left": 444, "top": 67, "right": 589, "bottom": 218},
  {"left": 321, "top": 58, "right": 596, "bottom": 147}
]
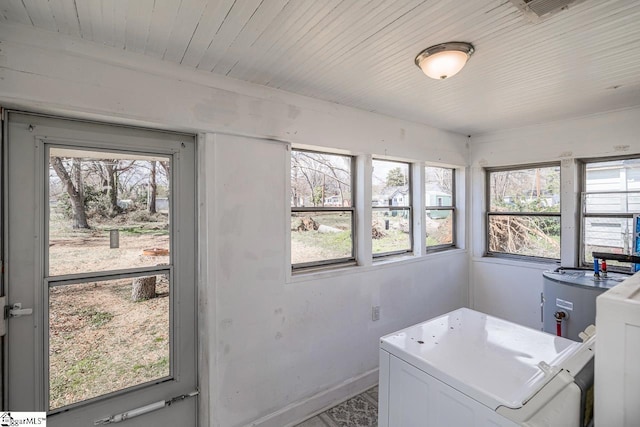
[{"left": 380, "top": 308, "right": 583, "bottom": 410}]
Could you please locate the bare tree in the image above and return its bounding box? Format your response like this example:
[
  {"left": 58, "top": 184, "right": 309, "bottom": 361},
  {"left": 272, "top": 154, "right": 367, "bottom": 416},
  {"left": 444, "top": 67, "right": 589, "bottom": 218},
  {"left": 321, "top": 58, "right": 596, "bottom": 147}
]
[
  {"left": 431, "top": 168, "right": 453, "bottom": 195},
  {"left": 291, "top": 151, "right": 351, "bottom": 207},
  {"left": 148, "top": 161, "right": 157, "bottom": 214},
  {"left": 51, "top": 157, "right": 89, "bottom": 229}
]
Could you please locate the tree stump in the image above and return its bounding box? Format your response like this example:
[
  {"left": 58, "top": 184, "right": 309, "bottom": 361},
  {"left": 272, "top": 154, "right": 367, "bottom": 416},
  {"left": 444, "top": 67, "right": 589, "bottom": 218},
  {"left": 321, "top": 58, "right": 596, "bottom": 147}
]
[
  {"left": 132, "top": 276, "right": 156, "bottom": 301},
  {"left": 372, "top": 221, "right": 387, "bottom": 239},
  {"left": 296, "top": 216, "right": 319, "bottom": 231}
]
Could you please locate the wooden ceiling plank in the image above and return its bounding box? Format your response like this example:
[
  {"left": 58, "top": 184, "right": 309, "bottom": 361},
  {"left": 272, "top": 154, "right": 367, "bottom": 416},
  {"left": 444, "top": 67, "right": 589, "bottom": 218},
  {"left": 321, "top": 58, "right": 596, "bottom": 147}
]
[
  {"left": 196, "top": 0, "right": 264, "bottom": 72},
  {"left": 322, "top": 2, "right": 509, "bottom": 101},
  {"left": 74, "top": 0, "right": 94, "bottom": 40},
  {"left": 112, "top": 0, "right": 127, "bottom": 49},
  {"left": 229, "top": 0, "right": 310, "bottom": 79},
  {"left": 180, "top": 0, "right": 237, "bottom": 68},
  {"left": 22, "top": 0, "right": 57, "bottom": 31},
  {"left": 144, "top": 0, "right": 182, "bottom": 58},
  {"left": 213, "top": 0, "right": 290, "bottom": 76},
  {"left": 48, "top": 0, "right": 81, "bottom": 37},
  {"left": 242, "top": 0, "right": 341, "bottom": 85},
  {"left": 99, "top": 0, "right": 115, "bottom": 46},
  {"left": 124, "top": 0, "right": 154, "bottom": 53},
  {"left": 86, "top": 0, "right": 105, "bottom": 45},
  {"left": 300, "top": 1, "right": 479, "bottom": 93},
  {"left": 300, "top": 1, "right": 492, "bottom": 99},
  {"left": 163, "top": 0, "right": 209, "bottom": 63},
  {"left": 283, "top": 0, "right": 428, "bottom": 93},
  {"left": 265, "top": 1, "right": 368, "bottom": 87},
  {"left": 0, "top": 0, "right": 32, "bottom": 25}
]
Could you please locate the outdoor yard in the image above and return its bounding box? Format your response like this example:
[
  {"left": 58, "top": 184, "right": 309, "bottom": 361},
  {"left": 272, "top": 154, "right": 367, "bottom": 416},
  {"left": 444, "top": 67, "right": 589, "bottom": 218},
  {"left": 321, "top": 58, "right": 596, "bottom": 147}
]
[{"left": 48, "top": 211, "right": 171, "bottom": 410}]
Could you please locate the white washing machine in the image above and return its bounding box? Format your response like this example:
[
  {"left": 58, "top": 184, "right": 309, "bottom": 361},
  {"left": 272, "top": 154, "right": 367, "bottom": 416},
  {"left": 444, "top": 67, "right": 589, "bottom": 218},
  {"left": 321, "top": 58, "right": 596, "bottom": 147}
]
[
  {"left": 595, "top": 271, "right": 640, "bottom": 426},
  {"left": 379, "top": 308, "right": 595, "bottom": 427}
]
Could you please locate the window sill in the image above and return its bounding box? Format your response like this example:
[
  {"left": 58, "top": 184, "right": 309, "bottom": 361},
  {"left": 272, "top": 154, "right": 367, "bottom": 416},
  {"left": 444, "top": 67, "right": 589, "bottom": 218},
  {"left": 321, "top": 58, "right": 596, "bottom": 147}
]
[
  {"left": 472, "top": 255, "right": 559, "bottom": 270},
  {"left": 288, "top": 248, "right": 467, "bottom": 283}
]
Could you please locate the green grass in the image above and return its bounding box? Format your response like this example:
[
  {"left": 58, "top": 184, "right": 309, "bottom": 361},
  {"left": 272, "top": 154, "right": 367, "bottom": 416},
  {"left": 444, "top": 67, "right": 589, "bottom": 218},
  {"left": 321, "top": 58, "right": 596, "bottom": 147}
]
[
  {"left": 133, "top": 356, "right": 169, "bottom": 377},
  {"left": 117, "top": 226, "right": 169, "bottom": 236},
  {"left": 373, "top": 230, "right": 410, "bottom": 254},
  {"left": 292, "top": 230, "right": 352, "bottom": 261},
  {"left": 73, "top": 307, "right": 114, "bottom": 328}
]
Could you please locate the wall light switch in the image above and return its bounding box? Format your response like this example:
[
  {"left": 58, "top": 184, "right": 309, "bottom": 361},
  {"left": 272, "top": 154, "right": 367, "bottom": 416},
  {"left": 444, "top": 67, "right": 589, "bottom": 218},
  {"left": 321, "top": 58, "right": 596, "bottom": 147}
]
[{"left": 372, "top": 306, "right": 380, "bottom": 321}]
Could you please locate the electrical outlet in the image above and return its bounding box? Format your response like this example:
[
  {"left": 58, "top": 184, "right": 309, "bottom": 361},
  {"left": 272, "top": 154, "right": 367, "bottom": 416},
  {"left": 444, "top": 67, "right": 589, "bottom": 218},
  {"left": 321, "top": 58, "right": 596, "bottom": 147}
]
[{"left": 372, "top": 306, "right": 380, "bottom": 321}]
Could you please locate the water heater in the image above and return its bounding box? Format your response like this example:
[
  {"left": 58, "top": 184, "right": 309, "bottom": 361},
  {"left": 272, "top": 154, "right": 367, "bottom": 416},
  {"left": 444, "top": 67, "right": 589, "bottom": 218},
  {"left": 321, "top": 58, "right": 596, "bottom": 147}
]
[{"left": 542, "top": 269, "right": 627, "bottom": 341}]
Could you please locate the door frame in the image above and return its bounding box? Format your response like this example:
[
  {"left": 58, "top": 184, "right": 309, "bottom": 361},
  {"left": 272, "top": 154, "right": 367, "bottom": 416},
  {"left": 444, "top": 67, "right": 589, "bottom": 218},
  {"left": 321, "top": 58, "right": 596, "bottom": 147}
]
[{"left": 2, "top": 109, "right": 199, "bottom": 424}]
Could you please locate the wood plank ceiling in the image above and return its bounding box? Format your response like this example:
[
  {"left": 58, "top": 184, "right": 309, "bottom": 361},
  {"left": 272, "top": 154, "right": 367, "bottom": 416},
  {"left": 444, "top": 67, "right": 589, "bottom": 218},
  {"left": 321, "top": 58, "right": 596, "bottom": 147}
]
[{"left": 1, "top": 0, "right": 640, "bottom": 135}]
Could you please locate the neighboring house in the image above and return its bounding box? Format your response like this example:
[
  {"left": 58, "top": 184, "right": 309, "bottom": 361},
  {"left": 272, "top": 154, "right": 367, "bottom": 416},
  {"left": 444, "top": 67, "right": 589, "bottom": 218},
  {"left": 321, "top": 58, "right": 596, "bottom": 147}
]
[
  {"left": 324, "top": 195, "right": 342, "bottom": 206},
  {"left": 584, "top": 161, "right": 640, "bottom": 252},
  {"left": 425, "top": 183, "right": 452, "bottom": 219},
  {"left": 373, "top": 185, "right": 409, "bottom": 207}
]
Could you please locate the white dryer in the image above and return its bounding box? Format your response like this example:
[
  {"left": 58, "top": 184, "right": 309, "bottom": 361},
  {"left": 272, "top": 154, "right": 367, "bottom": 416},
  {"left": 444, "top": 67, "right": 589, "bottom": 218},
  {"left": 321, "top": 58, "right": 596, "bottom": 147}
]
[{"left": 379, "top": 308, "right": 595, "bottom": 427}]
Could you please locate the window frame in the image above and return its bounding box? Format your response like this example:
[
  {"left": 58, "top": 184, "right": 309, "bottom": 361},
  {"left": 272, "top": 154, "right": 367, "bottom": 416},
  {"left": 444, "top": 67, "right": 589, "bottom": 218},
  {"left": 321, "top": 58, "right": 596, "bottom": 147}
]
[
  {"left": 290, "top": 148, "right": 356, "bottom": 271},
  {"left": 579, "top": 155, "right": 640, "bottom": 269},
  {"left": 371, "top": 159, "right": 413, "bottom": 259},
  {"left": 425, "top": 166, "right": 456, "bottom": 253},
  {"left": 485, "top": 162, "right": 561, "bottom": 261}
]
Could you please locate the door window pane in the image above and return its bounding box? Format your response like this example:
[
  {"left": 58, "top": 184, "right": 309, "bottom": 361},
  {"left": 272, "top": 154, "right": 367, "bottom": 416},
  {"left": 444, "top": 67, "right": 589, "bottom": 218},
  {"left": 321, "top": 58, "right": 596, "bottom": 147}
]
[
  {"left": 48, "top": 148, "right": 170, "bottom": 276},
  {"left": 49, "top": 273, "right": 170, "bottom": 410}
]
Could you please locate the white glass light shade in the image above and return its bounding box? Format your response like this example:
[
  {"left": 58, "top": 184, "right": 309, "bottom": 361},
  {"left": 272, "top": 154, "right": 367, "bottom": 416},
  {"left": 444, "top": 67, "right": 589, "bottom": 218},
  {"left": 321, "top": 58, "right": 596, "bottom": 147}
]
[
  {"left": 414, "top": 42, "right": 475, "bottom": 80},
  {"left": 418, "top": 50, "right": 469, "bottom": 80}
]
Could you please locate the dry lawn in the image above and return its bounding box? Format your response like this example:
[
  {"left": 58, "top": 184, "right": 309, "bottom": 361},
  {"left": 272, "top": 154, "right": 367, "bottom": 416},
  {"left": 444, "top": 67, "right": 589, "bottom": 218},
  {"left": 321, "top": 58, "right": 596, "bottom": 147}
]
[
  {"left": 48, "top": 213, "right": 171, "bottom": 410},
  {"left": 49, "top": 275, "right": 169, "bottom": 410}
]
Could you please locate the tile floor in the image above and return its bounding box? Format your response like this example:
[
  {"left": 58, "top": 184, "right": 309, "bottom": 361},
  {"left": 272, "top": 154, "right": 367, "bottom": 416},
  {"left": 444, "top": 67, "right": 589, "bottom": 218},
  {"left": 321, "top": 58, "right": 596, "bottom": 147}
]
[{"left": 294, "top": 386, "right": 378, "bottom": 427}]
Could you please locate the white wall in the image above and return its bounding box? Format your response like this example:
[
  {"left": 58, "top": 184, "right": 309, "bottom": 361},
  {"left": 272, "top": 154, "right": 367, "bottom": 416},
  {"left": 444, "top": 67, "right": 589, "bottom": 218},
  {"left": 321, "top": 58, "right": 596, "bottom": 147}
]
[
  {"left": 0, "top": 23, "right": 470, "bottom": 427},
  {"left": 469, "top": 107, "right": 640, "bottom": 329}
]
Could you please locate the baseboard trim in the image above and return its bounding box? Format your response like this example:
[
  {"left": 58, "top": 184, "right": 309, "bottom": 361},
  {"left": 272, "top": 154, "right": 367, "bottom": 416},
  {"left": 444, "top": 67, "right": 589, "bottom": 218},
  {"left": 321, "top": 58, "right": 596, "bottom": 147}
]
[{"left": 247, "top": 368, "right": 379, "bottom": 427}]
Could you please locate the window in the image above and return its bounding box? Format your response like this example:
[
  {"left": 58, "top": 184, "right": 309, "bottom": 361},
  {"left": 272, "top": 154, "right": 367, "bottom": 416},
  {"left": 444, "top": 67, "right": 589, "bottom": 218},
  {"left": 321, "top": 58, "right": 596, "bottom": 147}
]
[
  {"left": 487, "top": 164, "right": 560, "bottom": 259},
  {"left": 581, "top": 157, "right": 640, "bottom": 268},
  {"left": 291, "top": 149, "right": 355, "bottom": 269},
  {"left": 372, "top": 159, "right": 412, "bottom": 257},
  {"left": 425, "top": 166, "right": 456, "bottom": 250}
]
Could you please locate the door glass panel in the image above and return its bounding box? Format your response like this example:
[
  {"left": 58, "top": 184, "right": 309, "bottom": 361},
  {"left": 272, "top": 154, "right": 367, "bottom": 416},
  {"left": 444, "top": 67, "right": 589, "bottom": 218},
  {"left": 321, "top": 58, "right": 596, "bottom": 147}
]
[
  {"left": 48, "top": 148, "right": 171, "bottom": 276},
  {"left": 49, "top": 273, "right": 170, "bottom": 410}
]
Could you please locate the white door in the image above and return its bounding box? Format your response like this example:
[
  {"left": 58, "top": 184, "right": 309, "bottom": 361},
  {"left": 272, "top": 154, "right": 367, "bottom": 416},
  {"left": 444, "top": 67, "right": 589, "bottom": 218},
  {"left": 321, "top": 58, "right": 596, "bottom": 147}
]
[{"left": 4, "top": 112, "right": 198, "bottom": 426}]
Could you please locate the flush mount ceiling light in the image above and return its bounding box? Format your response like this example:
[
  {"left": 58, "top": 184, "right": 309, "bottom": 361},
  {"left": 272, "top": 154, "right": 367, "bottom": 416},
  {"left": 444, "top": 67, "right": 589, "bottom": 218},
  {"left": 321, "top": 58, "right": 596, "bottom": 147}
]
[{"left": 414, "top": 42, "right": 475, "bottom": 80}]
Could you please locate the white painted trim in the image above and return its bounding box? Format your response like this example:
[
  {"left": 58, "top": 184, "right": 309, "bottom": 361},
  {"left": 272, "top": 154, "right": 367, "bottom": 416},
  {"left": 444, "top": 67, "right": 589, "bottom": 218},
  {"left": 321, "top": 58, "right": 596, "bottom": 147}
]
[
  {"left": 413, "top": 162, "right": 426, "bottom": 257},
  {"left": 247, "top": 368, "right": 379, "bottom": 427},
  {"left": 289, "top": 248, "right": 468, "bottom": 284},
  {"left": 471, "top": 256, "right": 557, "bottom": 270},
  {"left": 559, "top": 158, "right": 580, "bottom": 267},
  {"left": 356, "top": 154, "right": 373, "bottom": 267},
  {"left": 197, "top": 133, "right": 217, "bottom": 427}
]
